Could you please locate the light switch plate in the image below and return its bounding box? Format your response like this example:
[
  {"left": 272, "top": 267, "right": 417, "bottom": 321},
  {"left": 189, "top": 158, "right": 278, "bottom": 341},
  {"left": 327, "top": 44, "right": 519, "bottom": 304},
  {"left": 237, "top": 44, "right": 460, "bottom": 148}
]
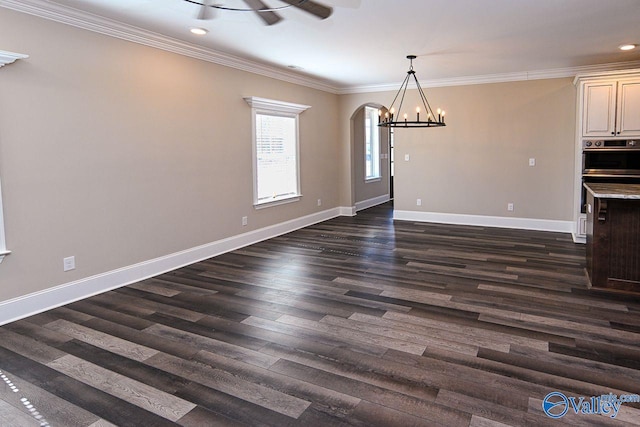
[{"left": 63, "top": 256, "right": 75, "bottom": 272}]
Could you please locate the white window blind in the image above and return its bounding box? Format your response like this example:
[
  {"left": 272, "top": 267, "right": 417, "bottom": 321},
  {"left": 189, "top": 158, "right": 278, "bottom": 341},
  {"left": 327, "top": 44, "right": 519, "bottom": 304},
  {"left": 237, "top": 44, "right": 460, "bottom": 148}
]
[{"left": 255, "top": 113, "right": 298, "bottom": 203}]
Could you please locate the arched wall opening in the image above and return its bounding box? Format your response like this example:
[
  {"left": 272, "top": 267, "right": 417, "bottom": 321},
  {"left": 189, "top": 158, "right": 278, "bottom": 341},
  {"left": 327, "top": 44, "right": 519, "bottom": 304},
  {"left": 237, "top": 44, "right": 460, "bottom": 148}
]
[{"left": 349, "top": 103, "right": 392, "bottom": 212}]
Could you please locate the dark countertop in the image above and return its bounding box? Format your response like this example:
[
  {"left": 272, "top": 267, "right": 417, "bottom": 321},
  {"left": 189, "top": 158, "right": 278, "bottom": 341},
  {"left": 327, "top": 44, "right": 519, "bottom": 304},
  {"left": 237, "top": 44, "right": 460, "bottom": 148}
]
[{"left": 584, "top": 183, "right": 640, "bottom": 200}]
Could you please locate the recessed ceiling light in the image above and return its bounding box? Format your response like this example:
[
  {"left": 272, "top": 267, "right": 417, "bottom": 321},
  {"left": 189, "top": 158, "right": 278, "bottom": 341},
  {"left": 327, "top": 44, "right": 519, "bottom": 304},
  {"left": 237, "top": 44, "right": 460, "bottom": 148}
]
[
  {"left": 190, "top": 27, "right": 208, "bottom": 36},
  {"left": 619, "top": 44, "right": 637, "bottom": 51}
]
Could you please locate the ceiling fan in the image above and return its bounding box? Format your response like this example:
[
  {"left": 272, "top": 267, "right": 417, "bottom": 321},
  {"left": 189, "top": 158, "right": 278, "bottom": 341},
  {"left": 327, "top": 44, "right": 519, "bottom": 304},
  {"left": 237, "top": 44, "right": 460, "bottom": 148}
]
[{"left": 183, "top": 0, "right": 333, "bottom": 26}]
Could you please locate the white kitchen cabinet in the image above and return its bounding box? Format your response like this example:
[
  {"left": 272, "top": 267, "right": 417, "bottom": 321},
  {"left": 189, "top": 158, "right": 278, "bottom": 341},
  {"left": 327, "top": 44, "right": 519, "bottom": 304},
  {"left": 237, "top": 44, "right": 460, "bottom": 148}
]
[
  {"left": 617, "top": 80, "right": 640, "bottom": 137},
  {"left": 583, "top": 79, "right": 640, "bottom": 138}
]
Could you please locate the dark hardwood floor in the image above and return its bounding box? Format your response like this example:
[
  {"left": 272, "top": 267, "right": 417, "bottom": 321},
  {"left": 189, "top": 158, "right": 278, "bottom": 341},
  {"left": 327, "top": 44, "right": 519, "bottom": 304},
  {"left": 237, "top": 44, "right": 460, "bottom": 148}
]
[{"left": 2, "top": 203, "right": 640, "bottom": 426}]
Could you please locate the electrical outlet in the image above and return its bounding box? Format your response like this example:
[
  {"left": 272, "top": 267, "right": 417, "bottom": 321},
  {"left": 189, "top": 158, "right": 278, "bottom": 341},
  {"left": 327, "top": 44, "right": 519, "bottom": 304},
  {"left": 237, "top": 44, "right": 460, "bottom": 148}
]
[
  {"left": 404, "top": 154, "right": 410, "bottom": 161},
  {"left": 63, "top": 256, "right": 75, "bottom": 272},
  {"left": 529, "top": 158, "right": 536, "bottom": 166},
  {"left": 242, "top": 216, "right": 248, "bottom": 226},
  {"left": 417, "top": 198, "right": 422, "bottom": 206},
  {"left": 317, "top": 199, "right": 322, "bottom": 206},
  {"left": 507, "top": 203, "right": 514, "bottom": 211}
]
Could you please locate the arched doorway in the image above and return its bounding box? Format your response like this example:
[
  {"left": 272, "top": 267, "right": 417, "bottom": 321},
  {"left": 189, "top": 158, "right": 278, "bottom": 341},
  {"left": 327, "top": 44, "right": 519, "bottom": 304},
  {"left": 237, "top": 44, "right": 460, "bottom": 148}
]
[{"left": 350, "top": 103, "right": 392, "bottom": 212}]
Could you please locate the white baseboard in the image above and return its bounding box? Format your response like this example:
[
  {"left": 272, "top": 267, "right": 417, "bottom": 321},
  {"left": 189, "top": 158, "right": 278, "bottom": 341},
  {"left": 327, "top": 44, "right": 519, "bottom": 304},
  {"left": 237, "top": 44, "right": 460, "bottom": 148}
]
[
  {"left": 339, "top": 206, "right": 357, "bottom": 217},
  {"left": 355, "top": 194, "right": 390, "bottom": 212},
  {"left": 572, "top": 233, "right": 586, "bottom": 244},
  {"left": 0, "top": 207, "right": 346, "bottom": 326},
  {"left": 393, "top": 210, "right": 574, "bottom": 233}
]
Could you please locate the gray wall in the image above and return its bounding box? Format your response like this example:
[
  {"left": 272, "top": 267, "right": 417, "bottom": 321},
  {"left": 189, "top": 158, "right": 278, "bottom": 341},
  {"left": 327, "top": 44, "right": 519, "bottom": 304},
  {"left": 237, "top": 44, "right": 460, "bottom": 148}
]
[
  {"left": 0, "top": 8, "right": 341, "bottom": 302},
  {"left": 339, "top": 78, "right": 577, "bottom": 221}
]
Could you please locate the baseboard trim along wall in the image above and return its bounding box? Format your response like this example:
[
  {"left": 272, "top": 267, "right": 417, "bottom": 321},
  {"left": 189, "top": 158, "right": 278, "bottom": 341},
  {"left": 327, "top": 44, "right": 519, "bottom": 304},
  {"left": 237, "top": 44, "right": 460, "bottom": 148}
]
[
  {"left": 393, "top": 210, "right": 574, "bottom": 233},
  {"left": 0, "top": 207, "right": 344, "bottom": 326},
  {"left": 355, "top": 194, "right": 390, "bottom": 212}
]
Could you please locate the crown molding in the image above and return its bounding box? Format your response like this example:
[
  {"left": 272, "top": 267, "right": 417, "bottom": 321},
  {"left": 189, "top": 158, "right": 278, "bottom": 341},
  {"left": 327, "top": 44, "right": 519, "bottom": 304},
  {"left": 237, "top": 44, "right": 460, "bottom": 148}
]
[
  {"left": 0, "top": 0, "right": 341, "bottom": 93},
  {"left": 338, "top": 60, "right": 640, "bottom": 95},
  {"left": 573, "top": 67, "right": 640, "bottom": 85},
  {"left": 3, "top": 0, "right": 640, "bottom": 95},
  {"left": 0, "top": 49, "right": 28, "bottom": 67}
]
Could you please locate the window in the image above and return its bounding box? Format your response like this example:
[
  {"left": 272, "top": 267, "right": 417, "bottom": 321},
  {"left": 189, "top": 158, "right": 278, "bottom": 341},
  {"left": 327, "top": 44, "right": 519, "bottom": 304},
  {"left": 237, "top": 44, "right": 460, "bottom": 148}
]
[
  {"left": 245, "top": 97, "right": 310, "bottom": 208},
  {"left": 364, "top": 106, "right": 381, "bottom": 181},
  {"left": 0, "top": 180, "right": 8, "bottom": 263}
]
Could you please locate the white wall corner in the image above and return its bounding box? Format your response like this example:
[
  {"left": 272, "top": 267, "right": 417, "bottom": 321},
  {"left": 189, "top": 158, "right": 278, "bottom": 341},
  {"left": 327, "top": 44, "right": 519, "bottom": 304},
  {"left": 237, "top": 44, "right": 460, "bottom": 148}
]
[
  {"left": 339, "top": 206, "right": 357, "bottom": 217},
  {"left": 355, "top": 194, "right": 390, "bottom": 212}
]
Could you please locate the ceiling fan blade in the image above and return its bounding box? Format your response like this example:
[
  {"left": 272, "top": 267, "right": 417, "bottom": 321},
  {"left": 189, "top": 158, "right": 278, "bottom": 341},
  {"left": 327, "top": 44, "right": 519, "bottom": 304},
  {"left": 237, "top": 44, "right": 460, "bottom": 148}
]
[
  {"left": 279, "top": 0, "right": 333, "bottom": 20},
  {"left": 243, "top": 0, "right": 283, "bottom": 25},
  {"left": 196, "top": 0, "right": 216, "bottom": 20}
]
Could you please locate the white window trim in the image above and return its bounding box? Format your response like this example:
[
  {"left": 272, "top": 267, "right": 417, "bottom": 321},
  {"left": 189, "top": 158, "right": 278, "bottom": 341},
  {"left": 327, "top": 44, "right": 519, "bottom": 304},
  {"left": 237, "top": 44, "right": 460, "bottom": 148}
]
[
  {"left": 0, "top": 50, "right": 25, "bottom": 263},
  {"left": 244, "top": 96, "right": 310, "bottom": 209},
  {"left": 364, "top": 105, "right": 381, "bottom": 182},
  {"left": 0, "top": 179, "right": 9, "bottom": 263}
]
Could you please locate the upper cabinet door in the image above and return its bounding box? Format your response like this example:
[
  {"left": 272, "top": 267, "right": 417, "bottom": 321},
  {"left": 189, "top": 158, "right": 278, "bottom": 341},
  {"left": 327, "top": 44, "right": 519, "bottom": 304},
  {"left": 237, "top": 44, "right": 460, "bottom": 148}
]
[
  {"left": 583, "top": 81, "right": 617, "bottom": 137},
  {"left": 617, "top": 80, "right": 640, "bottom": 137}
]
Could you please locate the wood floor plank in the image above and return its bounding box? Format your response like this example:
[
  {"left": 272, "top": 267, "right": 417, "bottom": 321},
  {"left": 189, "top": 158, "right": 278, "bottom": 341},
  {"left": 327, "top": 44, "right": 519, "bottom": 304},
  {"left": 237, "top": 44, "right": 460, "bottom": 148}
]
[
  {"left": 174, "top": 381, "right": 298, "bottom": 427},
  {"left": 44, "top": 319, "right": 159, "bottom": 362},
  {"left": 0, "top": 327, "right": 68, "bottom": 364},
  {"left": 379, "top": 311, "right": 549, "bottom": 351},
  {"left": 145, "top": 352, "right": 312, "bottom": 419},
  {"left": 350, "top": 399, "right": 458, "bottom": 427},
  {"left": 0, "top": 345, "right": 176, "bottom": 426},
  {"left": 268, "top": 357, "right": 467, "bottom": 426},
  {"left": 260, "top": 342, "right": 440, "bottom": 403},
  {"left": 90, "top": 290, "right": 206, "bottom": 322},
  {"left": 79, "top": 316, "right": 201, "bottom": 360},
  {"left": 175, "top": 405, "right": 246, "bottom": 427},
  {"left": 0, "top": 399, "right": 40, "bottom": 427},
  {"left": 1, "top": 367, "right": 101, "bottom": 427},
  {"left": 46, "top": 354, "right": 196, "bottom": 422},
  {"left": 335, "top": 313, "right": 506, "bottom": 354},
  {"left": 275, "top": 314, "right": 428, "bottom": 355},
  {"left": 143, "top": 323, "right": 280, "bottom": 369},
  {"left": 241, "top": 315, "right": 388, "bottom": 357},
  {"left": 193, "top": 349, "right": 362, "bottom": 418},
  {"left": 55, "top": 339, "right": 192, "bottom": 394}
]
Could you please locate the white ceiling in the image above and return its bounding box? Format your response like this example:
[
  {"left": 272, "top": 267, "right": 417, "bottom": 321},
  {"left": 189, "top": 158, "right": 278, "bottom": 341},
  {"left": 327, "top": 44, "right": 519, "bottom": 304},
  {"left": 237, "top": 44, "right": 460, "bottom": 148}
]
[{"left": 4, "top": 0, "right": 640, "bottom": 91}]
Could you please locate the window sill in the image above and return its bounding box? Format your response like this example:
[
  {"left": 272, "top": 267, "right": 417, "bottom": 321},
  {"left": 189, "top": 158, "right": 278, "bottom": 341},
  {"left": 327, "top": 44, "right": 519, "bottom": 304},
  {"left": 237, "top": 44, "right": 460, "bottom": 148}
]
[
  {"left": 365, "top": 178, "right": 382, "bottom": 183},
  {"left": 0, "top": 250, "right": 11, "bottom": 264},
  {"left": 254, "top": 195, "right": 301, "bottom": 210}
]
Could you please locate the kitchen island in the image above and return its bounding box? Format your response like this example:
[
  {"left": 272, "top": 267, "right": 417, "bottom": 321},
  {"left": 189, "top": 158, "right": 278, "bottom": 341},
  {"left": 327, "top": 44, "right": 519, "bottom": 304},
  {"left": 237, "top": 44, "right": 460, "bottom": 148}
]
[{"left": 584, "top": 183, "right": 640, "bottom": 293}]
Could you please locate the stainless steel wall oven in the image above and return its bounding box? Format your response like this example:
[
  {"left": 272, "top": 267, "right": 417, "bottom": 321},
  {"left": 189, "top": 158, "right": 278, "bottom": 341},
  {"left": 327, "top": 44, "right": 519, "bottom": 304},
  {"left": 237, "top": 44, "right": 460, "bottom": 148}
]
[{"left": 581, "top": 139, "right": 640, "bottom": 213}]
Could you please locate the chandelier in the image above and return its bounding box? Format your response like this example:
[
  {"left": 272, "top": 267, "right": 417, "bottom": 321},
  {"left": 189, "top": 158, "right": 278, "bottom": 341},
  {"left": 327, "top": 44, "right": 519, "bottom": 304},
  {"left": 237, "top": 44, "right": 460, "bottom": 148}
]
[{"left": 378, "top": 55, "right": 446, "bottom": 128}]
